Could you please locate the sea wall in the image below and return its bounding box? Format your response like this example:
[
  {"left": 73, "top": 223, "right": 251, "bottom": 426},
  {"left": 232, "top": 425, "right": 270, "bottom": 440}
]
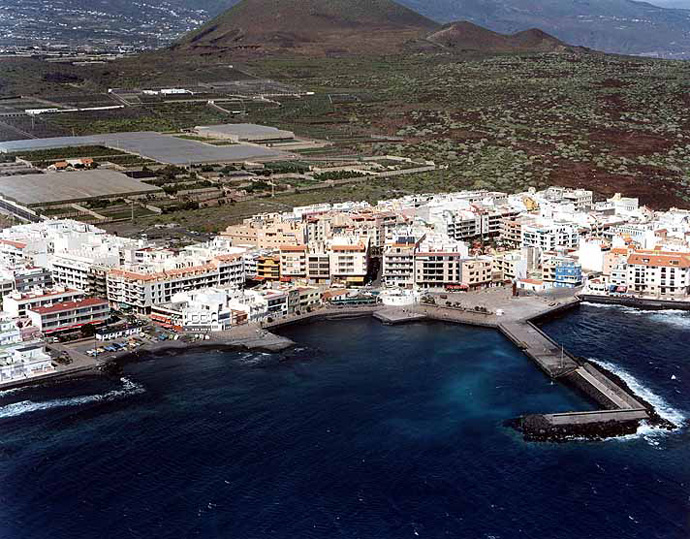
[
  {"left": 579, "top": 294, "right": 690, "bottom": 311},
  {"left": 262, "top": 307, "right": 378, "bottom": 330},
  {"left": 513, "top": 413, "right": 643, "bottom": 442}
]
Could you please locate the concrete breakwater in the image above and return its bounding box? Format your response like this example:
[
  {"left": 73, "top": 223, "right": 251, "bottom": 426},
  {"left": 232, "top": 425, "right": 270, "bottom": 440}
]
[
  {"left": 264, "top": 297, "right": 672, "bottom": 442},
  {"left": 4, "top": 295, "right": 671, "bottom": 443},
  {"left": 579, "top": 294, "right": 690, "bottom": 311}
]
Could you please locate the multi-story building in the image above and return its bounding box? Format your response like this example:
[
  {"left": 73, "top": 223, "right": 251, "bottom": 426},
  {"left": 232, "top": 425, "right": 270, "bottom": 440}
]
[
  {"left": 461, "top": 257, "right": 494, "bottom": 289},
  {"left": 521, "top": 222, "right": 579, "bottom": 252},
  {"left": 295, "top": 286, "right": 322, "bottom": 310},
  {"left": 3, "top": 287, "right": 86, "bottom": 318},
  {"left": 0, "top": 342, "right": 53, "bottom": 383},
  {"left": 0, "top": 311, "right": 53, "bottom": 382},
  {"left": 382, "top": 229, "right": 425, "bottom": 288},
  {"left": 0, "top": 265, "right": 53, "bottom": 301},
  {"left": 27, "top": 297, "right": 110, "bottom": 335},
  {"left": 263, "top": 290, "right": 288, "bottom": 318},
  {"left": 307, "top": 249, "right": 331, "bottom": 284},
  {"left": 491, "top": 250, "right": 529, "bottom": 282},
  {"left": 542, "top": 187, "right": 593, "bottom": 212},
  {"left": 0, "top": 239, "right": 30, "bottom": 266},
  {"left": 413, "top": 237, "right": 468, "bottom": 289},
  {"left": 0, "top": 312, "right": 22, "bottom": 346},
  {"left": 500, "top": 218, "right": 526, "bottom": 248},
  {"left": 554, "top": 260, "right": 583, "bottom": 288},
  {"left": 107, "top": 253, "right": 245, "bottom": 314},
  {"left": 256, "top": 255, "right": 281, "bottom": 282},
  {"left": 626, "top": 251, "right": 690, "bottom": 297},
  {"left": 223, "top": 218, "right": 306, "bottom": 249},
  {"left": 329, "top": 236, "right": 370, "bottom": 287},
  {"left": 280, "top": 246, "right": 308, "bottom": 280}
]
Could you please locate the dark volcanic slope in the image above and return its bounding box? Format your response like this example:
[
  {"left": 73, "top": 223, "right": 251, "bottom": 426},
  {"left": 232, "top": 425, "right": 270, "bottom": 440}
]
[
  {"left": 399, "top": 0, "right": 690, "bottom": 58},
  {"left": 425, "top": 22, "right": 579, "bottom": 53},
  {"left": 176, "top": 0, "right": 440, "bottom": 56}
]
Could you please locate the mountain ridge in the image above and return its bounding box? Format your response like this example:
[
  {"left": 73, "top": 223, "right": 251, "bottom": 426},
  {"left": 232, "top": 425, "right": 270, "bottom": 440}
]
[
  {"left": 399, "top": 0, "right": 690, "bottom": 58},
  {"left": 175, "top": 0, "right": 440, "bottom": 57},
  {"left": 424, "top": 21, "right": 582, "bottom": 53},
  {"left": 173, "top": 0, "right": 589, "bottom": 58}
]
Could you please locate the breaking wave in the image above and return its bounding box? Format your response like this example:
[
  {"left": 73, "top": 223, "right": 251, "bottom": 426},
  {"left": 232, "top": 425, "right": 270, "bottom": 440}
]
[
  {"left": 0, "top": 377, "right": 145, "bottom": 420},
  {"left": 591, "top": 358, "right": 686, "bottom": 443},
  {"left": 0, "top": 387, "right": 28, "bottom": 399},
  {"left": 647, "top": 310, "right": 690, "bottom": 329},
  {"left": 583, "top": 302, "right": 690, "bottom": 328}
]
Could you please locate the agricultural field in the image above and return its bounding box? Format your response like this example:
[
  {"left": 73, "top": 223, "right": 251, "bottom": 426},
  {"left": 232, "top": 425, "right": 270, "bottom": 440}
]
[
  {"left": 11, "top": 145, "right": 127, "bottom": 162},
  {"left": 0, "top": 115, "right": 68, "bottom": 141},
  {"left": 246, "top": 53, "right": 690, "bottom": 208},
  {"left": 2, "top": 49, "right": 690, "bottom": 213},
  {"left": 44, "top": 102, "right": 232, "bottom": 135},
  {"left": 105, "top": 169, "right": 456, "bottom": 234}
]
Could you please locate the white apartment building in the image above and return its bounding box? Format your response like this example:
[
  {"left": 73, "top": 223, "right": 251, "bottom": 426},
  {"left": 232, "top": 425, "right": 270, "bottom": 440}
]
[
  {"left": 382, "top": 227, "right": 426, "bottom": 288},
  {"left": 107, "top": 252, "right": 245, "bottom": 314},
  {"left": 27, "top": 297, "right": 110, "bottom": 335},
  {"left": 541, "top": 187, "right": 593, "bottom": 212},
  {"left": 0, "top": 312, "right": 21, "bottom": 346},
  {"left": 3, "top": 287, "right": 86, "bottom": 318},
  {"left": 329, "top": 236, "right": 370, "bottom": 286},
  {"left": 521, "top": 222, "right": 579, "bottom": 252},
  {"left": 0, "top": 312, "right": 53, "bottom": 382},
  {"left": 625, "top": 251, "right": 690, "bottom": 297},
  {"left": 0, "top": 342, "right": 54, "bottom": 383},
  {"left": 414, "top": 236, "right": 468, "bottom": 289},
  {"left": 383, "top": 239, "right": 418, "bottom": 288}
]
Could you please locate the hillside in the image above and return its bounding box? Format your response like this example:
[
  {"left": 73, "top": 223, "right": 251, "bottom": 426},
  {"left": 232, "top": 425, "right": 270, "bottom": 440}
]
[
  {"left": 175, "top": 0, "right": 440, "bottom": 57},
  {"left": 399, "top": 0, "right": 690, "bottom": 58},
  {"left": 425, "top": 22, "right": 578, "bottom": 53}
]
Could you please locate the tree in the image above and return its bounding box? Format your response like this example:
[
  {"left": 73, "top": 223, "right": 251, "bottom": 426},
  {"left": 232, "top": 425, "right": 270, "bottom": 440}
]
[{"left": 81, "top": 324, "right": 97, "bottom": 338}]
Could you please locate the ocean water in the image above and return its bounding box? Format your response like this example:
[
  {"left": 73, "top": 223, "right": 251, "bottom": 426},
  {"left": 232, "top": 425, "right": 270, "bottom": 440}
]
[{"left": 0, "top": 311, "right": 687, "bottom": 539}]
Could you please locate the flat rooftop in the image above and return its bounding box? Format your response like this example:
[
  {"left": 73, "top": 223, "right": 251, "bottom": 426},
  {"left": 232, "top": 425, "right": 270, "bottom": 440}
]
[
  {"left": 195, "top": 123, "right": 295, "bottom": 140},
  {"left": 0, "top": 170, "right": 162, "bottom": 206},
  {"left": 0, "top": 132, "right": 287, "bottom": 165}
]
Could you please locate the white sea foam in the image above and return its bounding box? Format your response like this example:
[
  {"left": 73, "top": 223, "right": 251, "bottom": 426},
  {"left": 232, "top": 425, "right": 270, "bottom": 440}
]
[
  {"left": 581, "top": 302, "right": 624, "bottom": 310},
  {"left": 647, "top": 310, "right": 690, "bottom": 329},
  {"left": 590, "top": 359, "right": 686, "bottom": 445},
  {"left": 0, "top": 387, "right": 27, "bottom": 399},
  {"left": 0, "top": 377, "right": 144, "bottom": 420},
  {"left": 236, "top": 352, "right": 269, "bottom": 366}
]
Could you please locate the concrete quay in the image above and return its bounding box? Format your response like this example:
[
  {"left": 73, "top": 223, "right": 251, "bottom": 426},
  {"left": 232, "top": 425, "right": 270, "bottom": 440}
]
[
  {"left": 579, "top": 293, "right": 690, "bottom": 311},
  {"left": 257, "top": 289, "right": 659, "bottom": 441},
  {"left": 373, "top": 310, "right": 427, "bottom": 325},
  {"left": 406, "top": 287, "right": 660, "bottom": 440},
  {"left": 545, "top": 408, "right": 649, "bottom": 427},
  {"left": 499, "top": 321, "right": 578, "bottom": 378},
  {"left": 0, "top": 288, "right": 667, "bottom": 441}
]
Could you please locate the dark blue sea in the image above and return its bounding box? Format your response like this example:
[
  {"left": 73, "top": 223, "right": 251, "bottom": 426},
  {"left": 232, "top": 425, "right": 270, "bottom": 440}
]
[{"left": 0, "top": 304, "right": 688, "bottom": 539}]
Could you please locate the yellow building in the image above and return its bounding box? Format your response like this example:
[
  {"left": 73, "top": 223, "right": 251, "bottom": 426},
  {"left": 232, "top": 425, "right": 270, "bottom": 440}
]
[{"left": 256, "top": 255, "right": 281, "bottom": 282}]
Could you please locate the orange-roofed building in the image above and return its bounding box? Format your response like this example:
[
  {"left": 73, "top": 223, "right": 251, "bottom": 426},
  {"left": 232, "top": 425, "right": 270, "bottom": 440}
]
[
  {"left": 625, "top": 250, "right": 690, "bottom": 297},
  {"left": 328, "top": 236, "right": 370, "bottom": 287}
]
